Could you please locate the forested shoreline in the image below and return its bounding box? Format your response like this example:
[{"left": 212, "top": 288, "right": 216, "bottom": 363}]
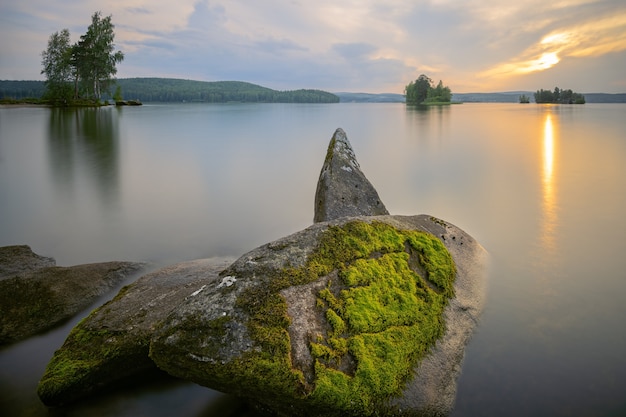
[
  {"left": 3, "top": 79, "right": 626, "bottom": 104},
  {"left": 0, "top": 78, "right": 339, "bottom": 104}
]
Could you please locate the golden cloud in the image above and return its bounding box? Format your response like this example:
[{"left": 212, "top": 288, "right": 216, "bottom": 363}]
[{"left": 480, "top": 11, "right": 626, "bottom": 78}]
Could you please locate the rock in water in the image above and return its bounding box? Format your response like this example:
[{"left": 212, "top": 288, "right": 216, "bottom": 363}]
[
  {"left": 0, "top": 245, "right": 144, "bottom": 346},
  {"left": 314, "top": 128, "right": 389, "bottom": 222},
  {"left": 37, "top": 257, "right": 234, "bottom": 406},
  {"left": 0, "top": 245, "right": 55, "bottom": 277},
  {"left": 150, "top": 215, "right": 486, "bottom": 416}
]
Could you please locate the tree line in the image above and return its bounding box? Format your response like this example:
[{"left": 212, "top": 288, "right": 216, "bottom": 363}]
[
  {"left": 534, "top": 87, "right": 585, "bottom": 104},
  {"left": 404, "top": 74, "right": 452, "bottom": 105},
  {"left": 41, "top": 11, "right": 123, "bottom": 104},
  {"left": 1, "top": 79, "right": 340, "bottom": 104},
  {"left": 114, "top": 78, "right": 339, "bottom": 103}
]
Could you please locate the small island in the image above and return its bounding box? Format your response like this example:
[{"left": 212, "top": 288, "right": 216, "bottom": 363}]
[
  {"left": 404, "top": 74, "right": 455, "bottom": 105},
  {"left": 39, "top": 12, "right": 123, "bottom": 106},
  {"left": 534, "top": 87, "right": 585, "bottom": 104}
]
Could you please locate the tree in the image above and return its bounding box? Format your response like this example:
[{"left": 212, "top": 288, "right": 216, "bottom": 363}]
[
  {"left": 41, "top": 29, "right": 73, "bottom": 101},
  {"left": 40, "top": 12, "right": 124, "bottom": 103},
  {"left": 74, "top": 12, "right": 124, "bottom": 100},
  {"left": 519, "top": 94, "right": 530, "bottom": 103},
  {"left": 425, "top": 79, "right": 452, "bottom": 103},
  {"left": 405, "top": 74, "right": 433, "bottom": 104},
  {"left": 534, "top": 87, "right": 585, "bottom": 104},
  {"left": 405, "top": 75, "right": 452, "bottom": 104}
]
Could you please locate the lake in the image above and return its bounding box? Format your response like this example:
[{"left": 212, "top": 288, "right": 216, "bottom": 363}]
[{"left": 1, "top": 102, "right": 625, "bottom": 416}]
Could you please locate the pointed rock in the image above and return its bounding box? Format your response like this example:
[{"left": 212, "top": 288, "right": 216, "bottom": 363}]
[{"left": 314, "top": 128, "right": 389, "bottom": 222}]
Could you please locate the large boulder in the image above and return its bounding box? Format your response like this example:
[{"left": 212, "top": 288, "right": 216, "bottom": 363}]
[
  {"left": 314, "top": 128, "right": 389, "bottom": 222},
  {"left": 37, "top": 257, "right": 235, "bottom": 406},
  {"left": 0, "top": 245, "right": 144, "bottom": 345},
  {"left": 150, "top": 215, "right": 486, "bottom": 416}
]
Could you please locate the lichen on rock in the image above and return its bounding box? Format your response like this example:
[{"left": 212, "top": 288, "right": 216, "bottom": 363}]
[{"left": 314, "top": 128, "right": 389, "bottom": 223}]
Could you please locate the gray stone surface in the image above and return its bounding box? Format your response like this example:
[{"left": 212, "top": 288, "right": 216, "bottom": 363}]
[
  {"left": 149, "top": 215, "right": 487, "bottom": 416},
  {"left": 0, "top": 245, "right": 55, "bottom": 280},
  {"left": 0, "top": 245, "right": 145, "bottom": 345},
  {"left": 37, "top": 257, "right": 235, "bottom": 406},
  {"left": 314, "top": 128, "right": 389, "bottom": 222}
]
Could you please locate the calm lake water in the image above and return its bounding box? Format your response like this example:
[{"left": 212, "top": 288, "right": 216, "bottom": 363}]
[{"left": 1, "top": 102, "right": 625, "bottom": 416}]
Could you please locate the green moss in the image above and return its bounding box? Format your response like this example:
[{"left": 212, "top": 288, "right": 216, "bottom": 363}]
[
  {"left": 210, "top": 220, "right": 456, "bottom": 415},
  {"left": 305, "top": 222, "right": 456, "bottom": 414},
  {"left": 37, "top": 310, "right": 153, "bottom": 405}
]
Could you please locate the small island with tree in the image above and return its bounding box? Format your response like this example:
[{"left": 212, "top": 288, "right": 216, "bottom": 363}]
[
  {"left": 41, "top": 11, "right": 124, "bottom": 106},
  {"left": 404, "top": 74, "right": 453, "bottom": 105},
  {"left": 534, "top": 87, "right": 585, "bottom": 104}
]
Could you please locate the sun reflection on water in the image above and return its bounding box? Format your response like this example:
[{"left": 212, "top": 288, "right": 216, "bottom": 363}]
[{"left": 540, "top": 113, "right": 558, "bottom": 255}]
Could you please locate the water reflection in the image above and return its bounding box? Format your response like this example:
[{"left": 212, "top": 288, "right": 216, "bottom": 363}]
[
  {"left": 405, "top": 105, "right": 450, "bottom": 145},
  {"left": 540, "top": 113, "right": 558, "bottom": 255},
  {"left": 47, "top": 107, "right": 120, "bottom": 207}
]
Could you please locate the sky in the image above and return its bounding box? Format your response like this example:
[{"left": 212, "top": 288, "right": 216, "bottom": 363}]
[{"left": 1, "top": 0, "right": 625, "bottom": 93}]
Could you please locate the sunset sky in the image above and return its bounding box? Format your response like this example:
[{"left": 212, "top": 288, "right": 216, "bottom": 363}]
[{"left": 1, "top": 0, "right": 625, "bottom": 93}]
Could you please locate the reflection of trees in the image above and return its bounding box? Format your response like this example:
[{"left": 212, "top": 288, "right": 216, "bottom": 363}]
[
  {"left": 405, "top": 105, "right": 450, "bottom": 146},
  {"left": 47, "top": 107, "right": 119, "bottom": 206}
]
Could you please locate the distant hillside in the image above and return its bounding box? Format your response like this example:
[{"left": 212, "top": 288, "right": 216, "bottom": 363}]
[
  {"left": 115, "top": 78, "right": 339, "bottom": 103},
  {"left": 337, "top": 91, "right": 626, "bottom": 103},
  {"left": 0, "top": 78, "right": 339, "bottom": 103},
  {"left": 0, "top": 80, "right": 45, "bottom": 99},
  {"left": 452, "top": 92, "right": 531, "bottom": 103},
  {"left": 3, "top": 79, "right": 625, "bottom": 104},
  {"left": 335, "top": 92, "right": 405, "bottom": 103},
  {"left": 452, "top": 91, "right": 626, "bottom": 103},
  {"left": 583, "top": 93, "right": 626, "bottom": 103}
]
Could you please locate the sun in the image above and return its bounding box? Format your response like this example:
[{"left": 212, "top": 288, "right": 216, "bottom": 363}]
[{"left": 533, "top": 52, "right": 560, "bottom": 71}]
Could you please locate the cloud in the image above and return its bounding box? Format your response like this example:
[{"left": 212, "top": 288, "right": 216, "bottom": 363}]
[
  {"left": 332, "top": 42, "right": 377, "bottom": 60},
  {"left": 479, "top": 2, "right": 626, "bottom": 81},
  {"left": 1, "top": 0, "right": 625, "bottom": 92}
]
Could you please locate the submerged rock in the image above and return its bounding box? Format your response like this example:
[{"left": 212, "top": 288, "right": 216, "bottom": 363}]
[
  {"left": 0, "top": 245, "right": 144, "bottom": 346},
  {"left": 314, "top": 128, "right": 389, "bottom": 222},
  {"left": 37, "top": 257, "right": 234, "bottom": 406}
]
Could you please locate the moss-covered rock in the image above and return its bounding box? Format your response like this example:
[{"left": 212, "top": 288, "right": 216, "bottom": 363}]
[
  {"left": 150, "top": 215, "right": 486, "bottom": 416},
  {"left": 0, "top": 245, "right": 144, "bottom": 346},
  {"left": 37, "top": 257, "right": 234, "bottom": 406}
]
